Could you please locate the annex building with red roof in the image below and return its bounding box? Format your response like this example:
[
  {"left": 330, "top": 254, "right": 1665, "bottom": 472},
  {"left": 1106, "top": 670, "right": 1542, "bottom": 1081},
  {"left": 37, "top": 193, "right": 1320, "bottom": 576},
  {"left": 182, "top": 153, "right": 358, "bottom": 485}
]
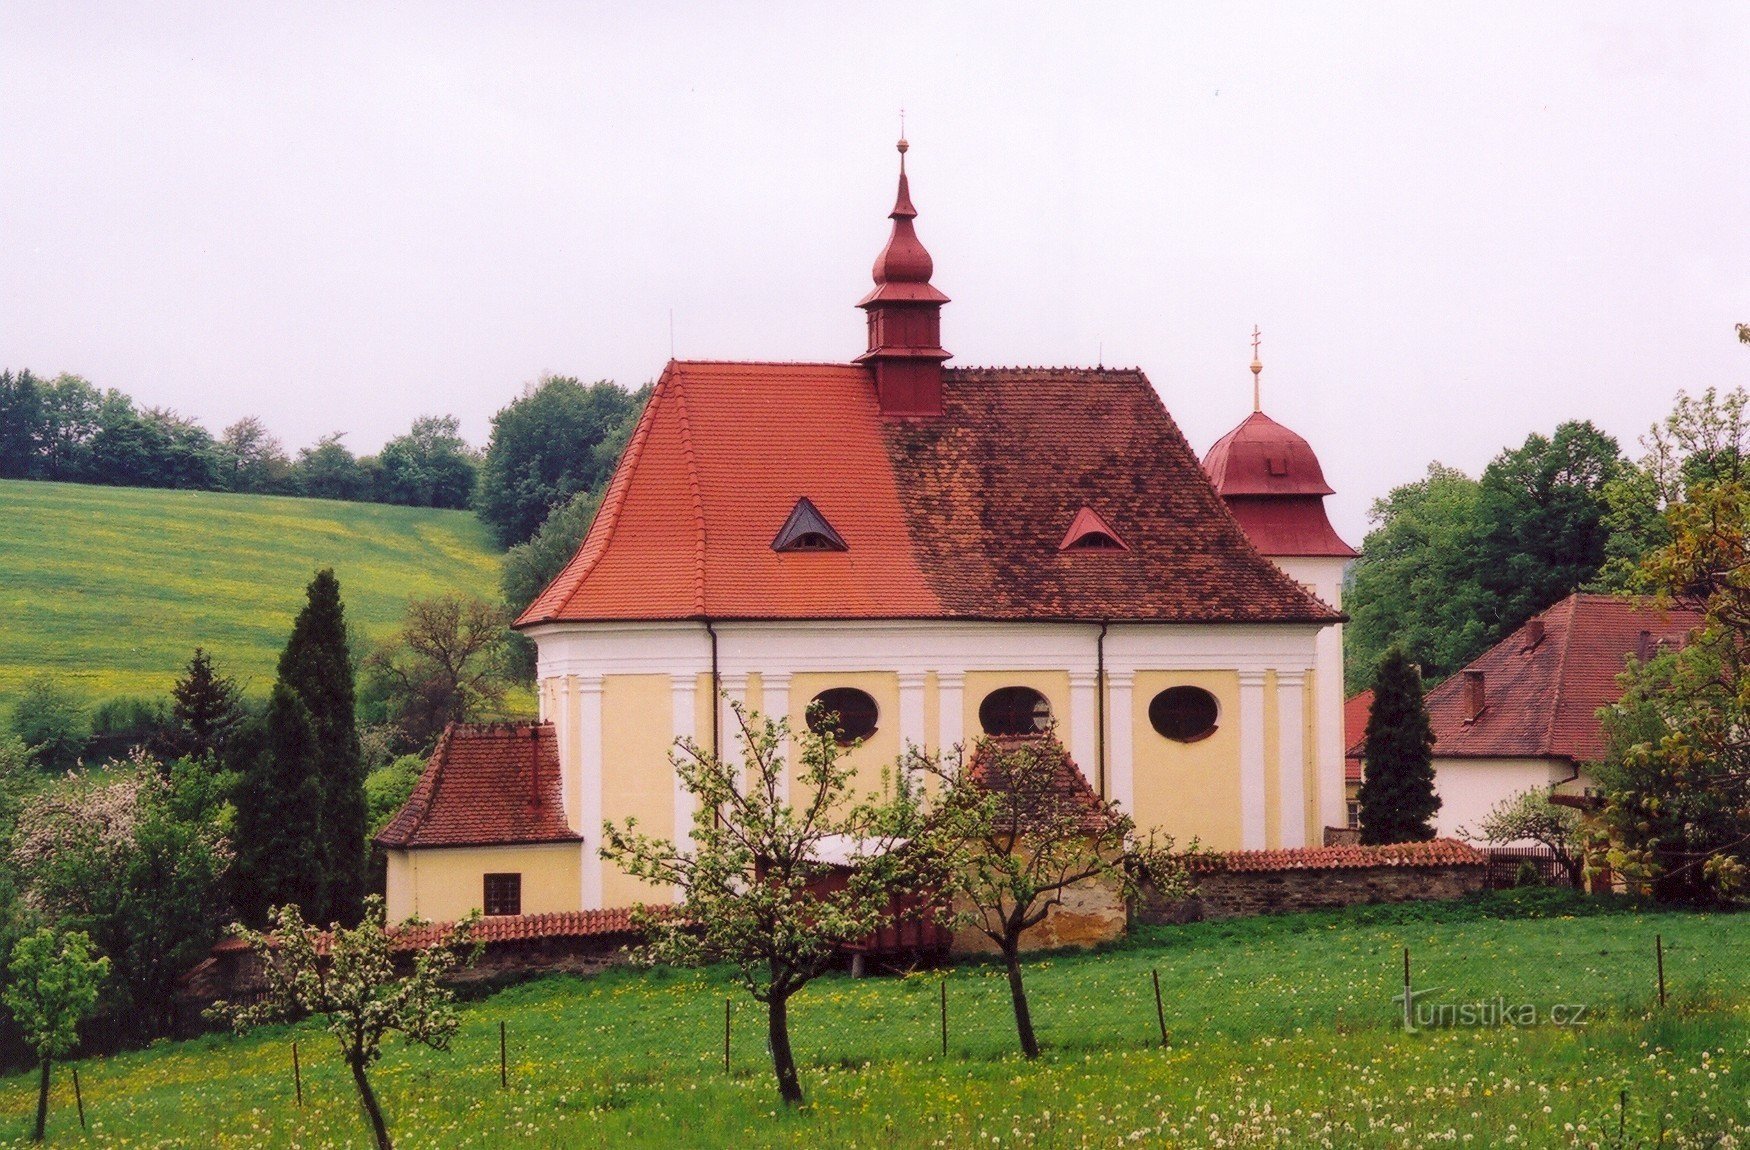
[
  {"left": 1344, "top": 593, "right": 1701, "bottom": 845},
  {"left": 381, "top": 140, "right": 1356, "bottom": 921}
]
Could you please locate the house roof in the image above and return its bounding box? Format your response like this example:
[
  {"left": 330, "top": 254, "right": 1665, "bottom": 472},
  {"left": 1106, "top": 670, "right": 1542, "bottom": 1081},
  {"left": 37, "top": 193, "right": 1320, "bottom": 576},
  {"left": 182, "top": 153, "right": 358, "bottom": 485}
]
[
  {"left": 375, "top": 723, "right": 581, "bottom": 850},
  {"left": 1343, "top": 689, "right": 1372, "bottom": 784},
  {"left": 964, "top": 733, "right": 1112, "bottom": 832},
  {"left": 518, "top": 361, "right": 1341, "bottom": 627},
  {"left": 1418, "top": 594, "right": 1702, "bottom": 763}
]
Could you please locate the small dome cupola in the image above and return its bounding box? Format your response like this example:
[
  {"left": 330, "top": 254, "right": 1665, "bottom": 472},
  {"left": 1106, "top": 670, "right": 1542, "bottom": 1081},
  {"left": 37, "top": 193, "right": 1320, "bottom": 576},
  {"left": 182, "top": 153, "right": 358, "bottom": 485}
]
[
  {"left": 856, "top": 134, "right": 951, "bottom": 418},
  {"left": 1202, "top": 330, "right": 1357, "bottom": 559}
]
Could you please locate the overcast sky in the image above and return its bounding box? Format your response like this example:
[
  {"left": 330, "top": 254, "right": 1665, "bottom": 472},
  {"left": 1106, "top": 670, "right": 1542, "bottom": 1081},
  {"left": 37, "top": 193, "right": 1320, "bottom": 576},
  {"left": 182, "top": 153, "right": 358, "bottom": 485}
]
[{"left": 4, "top": 3, "right": 1746, "bottom": 542}]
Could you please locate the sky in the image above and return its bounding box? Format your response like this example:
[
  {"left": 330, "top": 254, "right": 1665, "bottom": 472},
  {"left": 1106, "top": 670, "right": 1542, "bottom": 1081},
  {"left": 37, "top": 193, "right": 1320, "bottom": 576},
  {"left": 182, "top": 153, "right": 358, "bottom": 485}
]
[{"left": 4, "top": 2, "right": 1747, "bottom": 543}]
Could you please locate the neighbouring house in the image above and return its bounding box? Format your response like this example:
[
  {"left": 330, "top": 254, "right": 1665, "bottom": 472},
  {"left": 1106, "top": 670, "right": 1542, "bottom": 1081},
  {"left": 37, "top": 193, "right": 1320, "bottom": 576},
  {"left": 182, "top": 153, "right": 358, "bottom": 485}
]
[
  {"left": 1342, "top": 688, "right": 1373, "bottom": 834},
  {"left": 379, "top": 139, "right": 1357, "bottom": 922},
  {"left": 1381, "top": 593, "right": 1701, "bottom": 843}
]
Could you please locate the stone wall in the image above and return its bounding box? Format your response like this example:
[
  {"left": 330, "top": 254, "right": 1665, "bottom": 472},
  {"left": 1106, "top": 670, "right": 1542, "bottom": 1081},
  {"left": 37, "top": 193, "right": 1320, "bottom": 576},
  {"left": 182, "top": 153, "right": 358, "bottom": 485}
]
[
  {"left": 949, "top": 872, "right": 1128, "bottom": 955},
  {"left": 1135, "top": 839, "right": 1487, "bottom": 924}
]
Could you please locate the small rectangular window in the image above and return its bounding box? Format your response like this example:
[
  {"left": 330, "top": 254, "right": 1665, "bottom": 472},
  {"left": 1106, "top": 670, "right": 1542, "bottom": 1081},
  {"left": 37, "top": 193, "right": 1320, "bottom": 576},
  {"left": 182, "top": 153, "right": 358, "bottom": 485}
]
[
  {"left": 1346, "top": 801, "right": 1360, "bottom": 830},
  {"left": 483, "top": 872, "right": 522, "bottom": 916}
]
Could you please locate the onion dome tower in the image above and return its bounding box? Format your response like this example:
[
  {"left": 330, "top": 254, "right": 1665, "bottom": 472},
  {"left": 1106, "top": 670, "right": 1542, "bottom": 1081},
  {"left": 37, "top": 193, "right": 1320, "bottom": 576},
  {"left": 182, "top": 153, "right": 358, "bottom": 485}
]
[
  {"left": 1203, "top": 335, "right": 1356, "bottom": 559},
  {"left": 1204, "top": 332, "right": 1355, "bottom": 836},
  {"left": 856, "top": 135, "right": 951, "bottom": 416}
]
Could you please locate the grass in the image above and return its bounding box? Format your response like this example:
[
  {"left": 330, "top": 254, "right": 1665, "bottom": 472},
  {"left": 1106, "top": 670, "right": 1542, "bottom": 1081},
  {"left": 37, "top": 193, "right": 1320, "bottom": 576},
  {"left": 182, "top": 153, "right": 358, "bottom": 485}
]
[
  {"left": 3, "top": 892, "right": 1747, "bottom": 1147},
  {"left": 0, "top": 479, "right": 508, "bottom": 705}
]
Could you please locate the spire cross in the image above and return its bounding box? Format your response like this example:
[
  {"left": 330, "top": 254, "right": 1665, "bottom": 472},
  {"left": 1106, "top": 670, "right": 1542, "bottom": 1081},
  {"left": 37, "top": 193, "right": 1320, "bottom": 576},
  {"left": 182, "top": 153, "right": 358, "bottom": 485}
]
[
  {"left": 1250, "top": 325, "right": 1263, "bottom": 412},
  {"left": 898, "top": 109, "right": 908, "bottom": 172}
]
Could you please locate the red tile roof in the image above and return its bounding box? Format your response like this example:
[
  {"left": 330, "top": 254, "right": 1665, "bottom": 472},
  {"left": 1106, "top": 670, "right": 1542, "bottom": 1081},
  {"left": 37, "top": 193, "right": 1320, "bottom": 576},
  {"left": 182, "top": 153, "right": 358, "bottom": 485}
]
[
  {"left": 518, "top": 362, "right": 1339, "bottom": 626},
  {"left": 1203, "top": 411, "right": 1357, "bottom": 558},
  {"left": 965, "top": 733, "right": 1113, "bottom": 832},
  {"left": 375, "top": 723, "right": 581, "bottom": 850},
  {"left": 208, "top": 909, "right": 641, "bottom": 957},
  {"left": 1421, "top": 594, "right": 1702, "bottom": 763},
  {"left": 1344, "top": 690, "right": 1373, "bottom": 784},
  {"left": 1183, "top": 838, "right": 1483, "bottom": 874}
]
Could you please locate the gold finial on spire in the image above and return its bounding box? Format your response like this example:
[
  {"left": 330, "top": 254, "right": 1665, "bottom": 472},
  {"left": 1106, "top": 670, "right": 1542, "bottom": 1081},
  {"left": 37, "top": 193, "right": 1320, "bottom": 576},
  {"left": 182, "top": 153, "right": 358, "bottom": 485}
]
[
  {"left": 1250, "top": 325, "right": 1263, "bottom": 412},
  {"left": 897, "top": 108, "right": 909, "bottom": 170}
]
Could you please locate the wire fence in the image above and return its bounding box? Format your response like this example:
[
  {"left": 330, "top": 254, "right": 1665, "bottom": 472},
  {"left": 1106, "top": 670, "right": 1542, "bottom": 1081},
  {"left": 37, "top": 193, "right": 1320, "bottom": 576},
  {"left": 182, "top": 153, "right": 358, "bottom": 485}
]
[{"left": 691, "top": 910, "right": 1750, "bottom": 1070}]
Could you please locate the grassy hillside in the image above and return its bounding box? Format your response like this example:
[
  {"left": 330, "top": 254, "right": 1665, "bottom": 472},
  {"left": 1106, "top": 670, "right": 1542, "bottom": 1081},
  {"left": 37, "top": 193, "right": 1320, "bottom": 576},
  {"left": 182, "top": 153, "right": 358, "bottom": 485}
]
[
  {"left": 0, "top": 479, "right": 507, "bottom": 704},
  {"left": 1, "top": 894, "right": 1746, "bottom": 1146}
]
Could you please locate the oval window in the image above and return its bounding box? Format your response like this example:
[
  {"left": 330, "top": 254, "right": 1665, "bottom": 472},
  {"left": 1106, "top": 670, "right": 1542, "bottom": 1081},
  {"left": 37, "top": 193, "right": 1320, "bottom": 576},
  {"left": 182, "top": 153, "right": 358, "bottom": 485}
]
[
  {"left": 1149, "top": 686, "right": 1220, "bottom": 742},
  {"left": 978, "top": 686, "right": 1053, "bottom": 736},
  {"left": 806, "top": 688, "right": 880, "bottom": 746}
]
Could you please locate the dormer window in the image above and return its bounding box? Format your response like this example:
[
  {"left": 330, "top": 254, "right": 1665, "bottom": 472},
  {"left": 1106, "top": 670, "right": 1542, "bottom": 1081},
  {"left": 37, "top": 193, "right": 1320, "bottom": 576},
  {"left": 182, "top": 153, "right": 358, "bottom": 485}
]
[
  {"left": 772, "top": 497, "right": 848, "bottom": 553},
  {"left": 1058, "top": 506, "right": 1129, "bottom": 552}
]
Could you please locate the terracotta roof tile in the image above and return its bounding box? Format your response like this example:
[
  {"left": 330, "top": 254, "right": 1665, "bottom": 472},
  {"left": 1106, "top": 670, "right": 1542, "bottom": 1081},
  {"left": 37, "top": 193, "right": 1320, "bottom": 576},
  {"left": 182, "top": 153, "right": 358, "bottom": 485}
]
[
  {"left": 1421, "top": 594, "right": 1701, "bottom": 763},
  {"left": 1183, "top": 838, "right": 1483, "bottom": 874},
  {"left": 519, "top": 362, "right": 1339, "bottom": 626},
  {"left": 965, "top": 733, "right": 1112, "bottom": 832},
  {"left": 208, "top": 908, "right": 642, "bottom": 957},
  {"left": 375, "top": 722, "right": 581, "bottom": 849}
]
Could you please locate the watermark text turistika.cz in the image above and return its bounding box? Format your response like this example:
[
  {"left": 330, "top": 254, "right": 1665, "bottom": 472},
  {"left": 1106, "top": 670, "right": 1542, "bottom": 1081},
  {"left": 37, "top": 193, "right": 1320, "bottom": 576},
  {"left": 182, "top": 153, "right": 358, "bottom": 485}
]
[{"left": 1393, "top": 987, "right": 1590, "bottom": 1032}]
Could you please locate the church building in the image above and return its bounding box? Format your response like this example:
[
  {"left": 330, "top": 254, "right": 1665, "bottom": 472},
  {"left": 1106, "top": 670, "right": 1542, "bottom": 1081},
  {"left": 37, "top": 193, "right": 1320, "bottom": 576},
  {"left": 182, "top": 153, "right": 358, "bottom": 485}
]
[{"left": 380, "top": 141, "right": 1355, "bottom": 921}]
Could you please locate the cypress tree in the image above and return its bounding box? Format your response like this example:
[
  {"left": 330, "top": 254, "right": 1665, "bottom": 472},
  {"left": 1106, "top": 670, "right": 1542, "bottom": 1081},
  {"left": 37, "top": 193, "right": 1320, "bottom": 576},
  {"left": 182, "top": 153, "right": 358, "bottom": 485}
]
[
  {"left": 232, "top": 683, "right": 327, "bottom": 924},
  {"left": 276, "top": 568, "right": 368, "bottom": 925},
  {"left": 1356, "top": 647, "right": 1441, "bottom": 845}
]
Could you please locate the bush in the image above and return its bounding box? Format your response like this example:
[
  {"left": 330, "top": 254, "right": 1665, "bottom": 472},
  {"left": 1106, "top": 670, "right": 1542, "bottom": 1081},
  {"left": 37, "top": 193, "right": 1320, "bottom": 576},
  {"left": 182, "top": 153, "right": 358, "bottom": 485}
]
[{"left": 8, "top": 676, "right": 89, "bottom": 772}]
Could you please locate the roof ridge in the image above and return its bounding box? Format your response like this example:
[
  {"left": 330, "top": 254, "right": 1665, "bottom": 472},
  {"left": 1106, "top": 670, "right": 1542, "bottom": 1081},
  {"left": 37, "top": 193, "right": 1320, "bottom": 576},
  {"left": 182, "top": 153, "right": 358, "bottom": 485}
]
[
  {"left": 537, "top": 368, "right": 670, "bottom": 623},
  {"left": 669, "top": 372, "right": 708, "bottom": 614},
  {"left": 1540, "top": 595, "right": 1580, "bottom": 757}
]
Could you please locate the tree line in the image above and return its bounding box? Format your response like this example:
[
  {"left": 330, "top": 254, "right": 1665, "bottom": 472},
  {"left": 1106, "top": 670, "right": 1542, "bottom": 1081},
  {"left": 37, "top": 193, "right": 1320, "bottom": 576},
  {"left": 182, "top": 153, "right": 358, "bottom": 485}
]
[{"left": 0, "top": 369, "right": 477, "bottom": 508}]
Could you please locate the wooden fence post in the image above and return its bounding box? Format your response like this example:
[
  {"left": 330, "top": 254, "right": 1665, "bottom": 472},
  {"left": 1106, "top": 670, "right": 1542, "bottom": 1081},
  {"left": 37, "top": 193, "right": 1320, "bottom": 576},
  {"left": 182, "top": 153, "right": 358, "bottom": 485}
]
[
  {"left": 1656, "top": 934, "right": 1667, "bottom": 1008},
  {"left": 724, "top": 998, "right": 732, "bottom": 1074},
  {"left": 1402, "top": 947, "right": 1413, "bottom": 1030},
  {"left": 499, "top": 1020, "right": 508, "bottom": 1089},
  {"left": 1151, "top": 969, "right": 1168, "bottom": 1046},
  {"left": 71, "top": 1066, "right": 86, "bottom": 1130},
  {"left": 940, "top": 976, "right": 948, "bottom": 1057},
  {"left": 292, "top": 1041, "right": 302, "bottom": 1107}
]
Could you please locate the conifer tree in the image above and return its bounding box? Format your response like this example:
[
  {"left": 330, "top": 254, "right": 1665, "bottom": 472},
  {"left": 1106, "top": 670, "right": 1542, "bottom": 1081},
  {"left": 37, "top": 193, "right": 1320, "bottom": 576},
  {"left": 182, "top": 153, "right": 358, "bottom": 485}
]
[
  {"left": 232, "top": 683, "right": 327, "bottom": 924},
  {"left": 1356, "top": 647, "right": 1441, "bottom": 845},
  {"left": 276, "top": 568, "right": 367, "bottom": 924},
  {"left": 167, "top": 647, "right": 243, "bottom": 762}
]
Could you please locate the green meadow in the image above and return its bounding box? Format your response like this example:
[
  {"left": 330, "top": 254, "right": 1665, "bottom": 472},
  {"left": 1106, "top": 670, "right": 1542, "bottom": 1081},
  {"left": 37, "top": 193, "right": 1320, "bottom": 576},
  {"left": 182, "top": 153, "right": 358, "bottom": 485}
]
[
  {"left": 3, "top": 893, "right": 1746, "bottom": 1147},
  {"left": 0, "top": 479, "right": 507, "bottom": 704}
]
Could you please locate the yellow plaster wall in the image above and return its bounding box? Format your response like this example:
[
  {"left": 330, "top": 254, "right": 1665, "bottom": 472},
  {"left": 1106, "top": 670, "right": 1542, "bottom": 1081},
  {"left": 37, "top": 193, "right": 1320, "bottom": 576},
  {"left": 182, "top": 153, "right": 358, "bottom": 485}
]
[
  {"left": 786, "top": 671, "right": 902, "bottom": 799},
  {"left": 962, "top": 670, "right": 1072, "bottom": 747},
  {"left": 1128, "top": 670, "right": 1242, "bottom": 849},
  {"left": 601, "top": 674, "right": 679, "bottom": 906},
  {"left": 384, "top": 844, "right": 582, "bottom": 922}
]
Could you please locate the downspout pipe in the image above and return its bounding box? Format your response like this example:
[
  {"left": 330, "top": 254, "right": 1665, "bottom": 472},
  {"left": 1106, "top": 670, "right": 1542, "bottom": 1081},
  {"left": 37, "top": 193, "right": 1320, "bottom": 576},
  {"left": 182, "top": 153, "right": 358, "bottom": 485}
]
[{"left": 1096, "top": 620, "right": 1109, "bottom": 800}]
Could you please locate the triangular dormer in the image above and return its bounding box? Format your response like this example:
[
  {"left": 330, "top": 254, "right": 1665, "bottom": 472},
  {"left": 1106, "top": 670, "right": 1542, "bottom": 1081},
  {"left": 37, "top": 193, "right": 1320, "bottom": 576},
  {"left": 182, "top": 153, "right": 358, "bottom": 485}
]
[
  {"left": 772, "top": 497, "right": 848, "bottom": 553},
  {"left": 1059, "top": 506, "right": 1128, "bottom": 552}
]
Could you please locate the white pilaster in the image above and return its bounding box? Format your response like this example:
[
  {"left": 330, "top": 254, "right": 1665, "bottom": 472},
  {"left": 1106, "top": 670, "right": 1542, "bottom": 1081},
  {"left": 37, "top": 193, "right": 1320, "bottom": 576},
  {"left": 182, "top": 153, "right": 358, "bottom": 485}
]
[
  {"left": 1069, "top": 670, "right": 1098, "bottom": 788},
  {"left": 1275, "top": 671, "right": 1308, "bottom": 849},
  {"left": 937, "top": 671, "right": 965, "bottom": 769},
  {"left": 764, "top": 672, "right": 792, "bottom": 804},
  {"left": 1107, "top": 671, "right": 1135, "bottom": 815},
  {"left": 671, "top": 674, "right": 698, "bottom": 844},
  {"left": 559, "top": 676, "right": 581, "bottom": 831},
  {"left": 898, "top": 671, "right": 927, "bottom": 756},
  {"left": 718, "top": 673, "right": 749, "bottom": 784},
  {"left": 1239, "top": 671, "right": 1268, "bottom": 850},
  {"left": 578, "top": 675, "right": 604, "bottom": 908}
]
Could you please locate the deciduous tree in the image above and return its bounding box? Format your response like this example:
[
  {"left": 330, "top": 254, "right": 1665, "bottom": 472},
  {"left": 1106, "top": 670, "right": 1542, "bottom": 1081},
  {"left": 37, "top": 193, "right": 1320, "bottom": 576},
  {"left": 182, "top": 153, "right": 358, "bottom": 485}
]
[
  {"left": 912, "top": 735, "right": 1186, "bottom": 1059},
  {"left": 362, "top": 595, "right": 511, "bottom": 750},
  {"left": 218, "top": 898, "right": 478, "bottom": 1150},
  {"left": 601, "top": 702, "right": 924, "bottom": 1106},
  {"left": 475, "top": 377, "right": 645, "bottom": 547},
  {"left": 376, "top": 415, "right": 477, "bottom": 509},
  {"left": 1461, "top": 787, "right": 1584, "bottom": 886},
  {"left": 4, "top": 928, "right": 108, "bottom": 1142}
]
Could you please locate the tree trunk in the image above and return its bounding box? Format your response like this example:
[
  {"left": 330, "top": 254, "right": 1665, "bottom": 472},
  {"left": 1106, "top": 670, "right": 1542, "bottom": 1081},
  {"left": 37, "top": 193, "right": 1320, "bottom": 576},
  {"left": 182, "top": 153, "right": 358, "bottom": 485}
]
[
  {"left": 767, "top": 993, "right": 804, "bottom": 1106},
  {"left": 1002, "top": 942, "right": 1040, "bottom": 1059},
  {"left": 349, "top": 1052, "right": 393, "bottom": 1150},
  {"left": 32, "top": 1057, "right": 49, "bottom": 1142}
]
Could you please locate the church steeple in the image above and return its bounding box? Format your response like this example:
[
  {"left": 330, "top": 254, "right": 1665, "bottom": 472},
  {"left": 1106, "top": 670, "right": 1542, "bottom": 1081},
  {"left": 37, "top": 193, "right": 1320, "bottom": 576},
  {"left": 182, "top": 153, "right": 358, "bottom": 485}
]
[{"left": 856, "top": 135, "right": 950, "bottom": 416}]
